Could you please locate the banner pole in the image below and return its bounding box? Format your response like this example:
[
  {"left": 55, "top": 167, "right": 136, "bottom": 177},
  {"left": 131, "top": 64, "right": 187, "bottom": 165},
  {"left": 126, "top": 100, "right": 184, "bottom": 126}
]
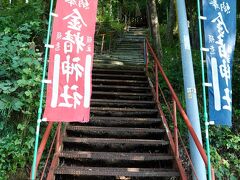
[
  {"left": 196, "top": 0, "right": 212, "bottom": 179},
  {"left": 31, "top": 0, "right": 55, "bottom": 179}
]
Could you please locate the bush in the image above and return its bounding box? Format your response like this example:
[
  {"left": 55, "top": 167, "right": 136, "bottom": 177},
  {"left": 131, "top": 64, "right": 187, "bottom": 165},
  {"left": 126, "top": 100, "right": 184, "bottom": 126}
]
[
  {"left": 160, "top": 25, "right": 240, "bottom": 178},
  {"left": 210, "top": 127, "right": 240, "bottom": 178},
  {"left": 0, "top": 124, "right": 35, "bottom": 180},
  {"left": 0, "top": 22, "right": 42, "bottom": 179}
]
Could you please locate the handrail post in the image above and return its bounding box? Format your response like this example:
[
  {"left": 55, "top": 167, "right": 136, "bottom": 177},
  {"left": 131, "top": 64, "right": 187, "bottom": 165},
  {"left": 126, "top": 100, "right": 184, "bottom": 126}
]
[
  {"left": 46, "top": 123, "right": 62, "bottom": 180},
  {"left": 145, "top": 39, "right": 149, "bottom": 72},
  {"left": 109, "top": 32, "right": 113, "bottom": 52},
  {"left": 173, "top": 98, "right": 179, "bottom": 158},
  {"left": 144, "top": 39, "right": 146, "bottom": 64},
  {"left": 101, "top": 33, "right": 105, "bottom": 54},
  {"left": 155, "top": 63, "right": 159, "bottom": 102},
  {"left": 211, "top": 168, "right": 215, "bottom": 180},
  {"left": 56, "top": 122, "right": 62, "bottom": 153},
  {"left": 30, "top": 122, "right": 53, "bottom": 178}
]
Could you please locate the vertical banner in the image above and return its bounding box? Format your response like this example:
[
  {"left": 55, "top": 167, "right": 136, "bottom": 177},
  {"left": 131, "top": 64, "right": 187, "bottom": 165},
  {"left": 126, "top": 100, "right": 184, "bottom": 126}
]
[
  {"left": 203, "top": 0, "right": 236, "bottom": 126},
  {"left": 43, "top": 0, "right": 98, "bottom": 122}
]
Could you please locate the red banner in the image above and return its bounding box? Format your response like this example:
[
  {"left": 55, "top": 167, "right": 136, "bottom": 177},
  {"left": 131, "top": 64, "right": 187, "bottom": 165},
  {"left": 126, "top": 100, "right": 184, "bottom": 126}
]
[{"left": 43, "top": 0, "right": 98, "bottom": 122}]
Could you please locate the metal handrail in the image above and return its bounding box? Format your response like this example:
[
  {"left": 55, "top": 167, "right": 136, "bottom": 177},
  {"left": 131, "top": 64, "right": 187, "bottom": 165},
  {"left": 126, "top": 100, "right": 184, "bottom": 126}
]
[
  {"left": 178, "top": 130, "right": 199, "bottom": 179},
  {"left": 30, "top": 122, "right": 61, "bottom": 179},
  {"left": 156, "top": 68, "right": 198, "bottom": 178},
  {"left": 40, "top": 124, "right": 59, "bottom": 180},
  {"left": 145, "top": 38, "right": 215, "bottom": 179}
]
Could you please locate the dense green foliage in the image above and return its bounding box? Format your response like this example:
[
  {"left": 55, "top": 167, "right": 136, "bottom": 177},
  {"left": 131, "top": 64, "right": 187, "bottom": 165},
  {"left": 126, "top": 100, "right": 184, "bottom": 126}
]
[
  {"left": 160, "top": 42, "right": 240, "bottom": 178},
  {"left": 0, "top": 1, "right": 45, "bottom": 179},
  {"left": 0, "top": 0, "right": 239, "bottom": 179},
  {"left": 157, "top": 5, "right": 240, "bottom": 175},
  {"left": 0, "top": 23, "right": 43, "bottom": 179}
]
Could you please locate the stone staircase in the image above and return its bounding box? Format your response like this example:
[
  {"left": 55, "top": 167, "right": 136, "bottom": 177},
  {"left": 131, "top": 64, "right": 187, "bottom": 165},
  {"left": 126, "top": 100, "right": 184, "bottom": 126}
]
[
  {"left": 53, "top": 28, "right": 180, "bottom": 180},
  {"left": 94, "top": 27, "right": 146, "bottom": 66}
]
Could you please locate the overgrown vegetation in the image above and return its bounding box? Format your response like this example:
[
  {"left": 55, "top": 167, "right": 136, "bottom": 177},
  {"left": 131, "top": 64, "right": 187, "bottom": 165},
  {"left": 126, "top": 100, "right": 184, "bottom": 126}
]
[
  {"left": 0, "top": 1, "right": 45, "bottom": 179},
  {"left": 160, "top": 41, "right": 240, "bottom": 178},
  {"left": 159, "top": 10, "right": 240, "bottom": 177},
  {"left": 0, "top": 0, "right": 239, "bottom": 179}
]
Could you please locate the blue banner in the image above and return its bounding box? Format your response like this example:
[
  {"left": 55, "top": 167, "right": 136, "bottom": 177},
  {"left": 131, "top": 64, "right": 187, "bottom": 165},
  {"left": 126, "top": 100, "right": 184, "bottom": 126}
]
[{"left": 203, "top": 0, "right": 236, "bottom": 126}]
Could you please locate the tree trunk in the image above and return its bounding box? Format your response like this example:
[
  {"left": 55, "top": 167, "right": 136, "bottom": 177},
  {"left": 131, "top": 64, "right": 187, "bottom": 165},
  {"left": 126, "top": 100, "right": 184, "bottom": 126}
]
[
  {"left": 166, "top": 0, "right": 175, "bottom": 45},
  {"left": 118, "top": 3, "right": 122, "bottom": 21},
  {"left": 147, "top": 0, "right": 163, "bottom": 61},
  {"left": 146, "top": 2, "right": 152, "bottom": 38},
  {"left": 109, "top": 0, "right": 113, "bottom": 18}
]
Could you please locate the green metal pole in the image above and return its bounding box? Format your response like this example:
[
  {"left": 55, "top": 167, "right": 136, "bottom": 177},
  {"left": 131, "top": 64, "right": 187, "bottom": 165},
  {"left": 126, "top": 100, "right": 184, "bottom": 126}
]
[
  {"left": 196, "top": 0, "right": 212, "bottom": 179},
  {"left": 31, "top": 0, "right": 55, "bottom": 179}
]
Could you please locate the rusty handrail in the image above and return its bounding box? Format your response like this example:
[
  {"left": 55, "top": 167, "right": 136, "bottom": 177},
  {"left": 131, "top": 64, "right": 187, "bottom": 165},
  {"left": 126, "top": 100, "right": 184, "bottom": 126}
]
[
  {"left": 30, "top": 122, "right": 61, "bottom": 179},
  {"left": 156, "top": 68, "right": 198, "bottom": 178},
  {"left": 178, "top": 130, "right": 199, "bottom": 179},
  {"left": 30, "top": 122, "right": 53, "bottom": 178},
  {"left": 40, "top": 124, "right": 59, "bottom": 180},
  {"left": 46, "top": 122, "right": 63, "bottom": 180},
  {"left": 145, "top": 38, "right": 215, "bottom": 178}
]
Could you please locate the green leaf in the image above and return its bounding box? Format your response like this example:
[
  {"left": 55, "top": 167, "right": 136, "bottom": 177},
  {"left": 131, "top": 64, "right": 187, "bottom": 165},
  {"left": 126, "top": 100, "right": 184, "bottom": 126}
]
[
  {"left": 17, "top": 124, "right": 25, "bottom": 131},
  {"left": 0, "top": 122, "right": 4, "bottom": 130},
  {"left": 17, "top": 79, "right": 28, "bottom": 86},
  {"left": 29, "top": 126, "right": 35, "bottom": 135},
  {"left": 230, "top": 176, "right": 237, "bottom": 180},
  {"left": 12, "top": 100, "right": 23, "bottom": 111},
  {"left": 25, "top": 90, "right": 32, "bottom": 97},
  {"left": 0, "top": 100, "right": 6, "bottom": 110},
  {"left": 23, "top": 68, "right": 31, "bottom": 74}
]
